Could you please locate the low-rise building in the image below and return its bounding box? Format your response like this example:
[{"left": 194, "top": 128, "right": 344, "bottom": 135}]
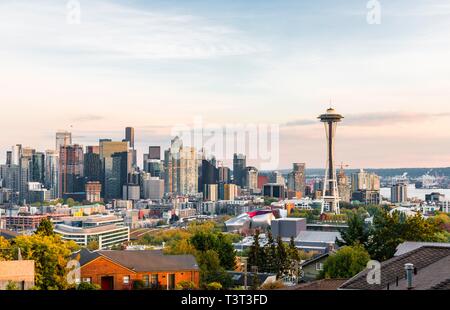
[
  {"left": 75, "top": 249, "right": 200, "bottom": 290},
  {"left": 0, "top": 260, "right": 35, "bottom": 290},
  {"left": 54, "top": 215, "right": 129, "bottom": 249}
]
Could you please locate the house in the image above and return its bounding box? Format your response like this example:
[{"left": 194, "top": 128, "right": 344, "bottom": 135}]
[
  {"left": 394, "top": 241, "right": 450, "bottom": 256},
  {"left": 0, "top": 260, "right": 35, "bottom": 290},
  {"left": 339, "top": 245, "right": 450, "bottom": 290},
  {"left": 75, "top": 249, "right": 200, "bottom": 290},
  {"left": 299, "top": 252, "right": 331, "bottom": 282}
]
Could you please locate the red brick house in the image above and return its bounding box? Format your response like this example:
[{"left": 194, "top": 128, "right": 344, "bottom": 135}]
[{"left": 76, "top": 249, "right": 200, "bottom": 290}]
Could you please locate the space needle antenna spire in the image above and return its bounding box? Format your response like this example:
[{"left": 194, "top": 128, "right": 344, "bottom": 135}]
[{"left": 318, "top": 107, "right": 344, "bottom": 214}]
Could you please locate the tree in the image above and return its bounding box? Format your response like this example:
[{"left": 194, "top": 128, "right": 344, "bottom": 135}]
[
  {"left": 248, "top": 230, "right": 264, "bottom": 273},
  {"left": 35, "top": 218, "right": 55, "bottom": 237},
  {"left": 263, "top": 231, "right": 277, "bottom": 274},
  {"left": 288, "top": 236, "right": 300, "bottom": 262},
  {"left": 11, "top": 234, "right": 79, "bottom": 290},
  {"left": 205, "top": 282, "right": 223, "bottom": 290},
  {"left": 337, "top": 212, "right": 369, "bottom": 247},
  {"left": 367, "top": 211, "right": 441, "bottom": 261},
  {"left": 0, "top": 237, "right": 11, "bottom": 261},
  {"left": 87, "top": 240, "right": 99, "bottom": 251},
  {"left": 275, "top": 236, "right": 289, "bottom": 277},
  {"left": 320, "top": 244, "right": 370, "bottom": 279},
  {"left": 197, "top": 250, "right": 231, "bottom": 289},
  {"left": 216, "top": 233, "right": 237, "bottom": 270}
]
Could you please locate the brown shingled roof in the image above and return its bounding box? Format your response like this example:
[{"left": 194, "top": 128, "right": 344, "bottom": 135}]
[
  {"left": 292, "top": 279, "right": 348, "bottom": 290},
  {"left": 98, "top": 250, "right": 200, "bottom": 272},
  {"left": 340, "top": 246, "right": 450, "bottom": 290}
]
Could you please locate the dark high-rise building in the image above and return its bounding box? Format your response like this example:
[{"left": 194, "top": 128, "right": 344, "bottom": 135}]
[
  {"left": 233, "top": 154, "right": 246, "bottom": 187},
  {"left": 31, "top": 152, "right": 45, "bottom": 184},
  {"left": 124, "top": 127, "right": 135, "bottom": 149},
  {"left": 6, "top": 151, "right": 12, "bottom": 165},
  {"left": 104, "top": 151, "right": 130, "bottom": 201},
  {"left": 200, "top": 159, "right": 218, "bottom": 193},
  {"left": 148, "top": 146, "right": 161, "bottom": 160},
  {"left": 84, "top": 146, "right": 102, "bottom": 182},
  {"left": 59, "top": 144, "right": 84, "bottom": 195}
]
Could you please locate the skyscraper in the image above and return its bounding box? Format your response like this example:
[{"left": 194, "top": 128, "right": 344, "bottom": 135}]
[
  {"left": 200, "top": 158, "right": 218, "bottom": 193},
  {"left": 287, "top": 163, "right": 306, "bottom": 195},
  {"left": 391, "top": 182, "right": 408, "bottom": 203},
  {"left": 164, "top": 137, "right": 198, "bottom": 195},
  {"left": 318, "top": 108, "right": 344, "bottom": 214},
  {"left": 124, "top": 127, "right": 137, "bottom": 167},
  {"left": 11, "top": 144, "right": 22, "bottom": 166},
  {"left": 56, "top": 131, "right": 72, "bottom": 151},
  {"left": 6, "top": 151, "right": 12, "bottom": 165},
  {"left": 148, "top": 146, "right": 161, "bottom": 160},
  {"left": 124, "top": 127, "right": 135, "bottom": 149},
  {"left": 31, "top": 152, "right": 45, "bottom": 184},
  {"left": 84, "top": 146, "right": 102, "bottom": 182},
  {"left": 45, "top": 150, "right": 59, "bottom": 199},
  {"left": 59, "top": 144, "right": 84, "bottom": 195},
  {"left": 244, "top": 166, "right": 259, "bottom": 191},
  {"left": 233, "top": 154, "right": 246, "bottom": 187}
]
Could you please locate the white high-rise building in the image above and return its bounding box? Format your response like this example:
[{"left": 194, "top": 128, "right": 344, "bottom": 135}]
[{"left": 56, "top": 131, "right": 72, "bottom": 151}]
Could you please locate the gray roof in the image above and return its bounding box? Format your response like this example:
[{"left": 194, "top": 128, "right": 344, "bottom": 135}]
[
  {"left": 295, "top": 231, "right": 341, "bottom": 243},
  {"left": 395, "top": 241, "right": 450, "bottom": 256},
  {"left": 340, "top": 246, "right": 450, "bottom": 290},
  {"left": 78, "top": 249, "right": 199, "bottom": 272}
]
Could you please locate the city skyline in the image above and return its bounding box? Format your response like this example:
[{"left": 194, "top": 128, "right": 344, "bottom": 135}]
[{"left": 1, "top": 0, "right": 450, "bottom": 168}]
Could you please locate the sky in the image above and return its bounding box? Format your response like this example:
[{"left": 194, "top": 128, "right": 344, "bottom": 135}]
[{"left": 1, "top": 0, "right": 450, "bottom": 169}]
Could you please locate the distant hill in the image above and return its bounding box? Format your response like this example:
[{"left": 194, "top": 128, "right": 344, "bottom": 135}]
[{"left": 261, "top": 167, "right": 450, "bottom": 178}]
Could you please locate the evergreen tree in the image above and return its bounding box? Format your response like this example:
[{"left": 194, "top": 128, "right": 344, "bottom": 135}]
[
  {"left": 275, "top": 236, "right": 289, "bottom": 277},
  {"left": 263, "top": 231, "right": 277, "bottom": 274},
  {"left": 337, "top": 212, "right": 368, "bottom": 247},
  {"left": 35, "top": 218, "right": 55, "bottom": 237}
]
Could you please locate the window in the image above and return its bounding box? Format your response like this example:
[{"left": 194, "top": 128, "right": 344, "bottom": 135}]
[
  {"left": 83, "top": 278, "right": 92, "bottom": 284},
  {"left": 151, "top": 274, "right": 159, "bottom": 285},
  {"left": 143, "top": 275, "right": 149, "bottom": 287},
  {"left": 316, "top": 263, "right": 324, "bottom": 271},
  {"left": 123, "top": 276, "right": 130, "bottom": 285}
]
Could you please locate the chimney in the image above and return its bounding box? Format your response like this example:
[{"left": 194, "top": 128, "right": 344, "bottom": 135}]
[{"left": 404, "top": 263, "right": 414, "bottom": 289}]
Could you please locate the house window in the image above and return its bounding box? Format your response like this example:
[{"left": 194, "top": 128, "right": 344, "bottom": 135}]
[
  {"left": 143, "top": 275, "right": 150, "bottom": 287},
  {"left": 83, "top": 278, "right": 92, "bottom": 284},
  {"left": 123, "top": 276, "right": 130, "bottom": 285},
  {"left": 316, "top": 263, "right": 324, "bottom": 271},
  {"left": 151, "top": 274, "right": 159, "bottom": 286}
]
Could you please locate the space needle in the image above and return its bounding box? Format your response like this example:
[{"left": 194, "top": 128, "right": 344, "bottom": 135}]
[{"left": 318, "top": 107, "right": 344, "bottom": 214}]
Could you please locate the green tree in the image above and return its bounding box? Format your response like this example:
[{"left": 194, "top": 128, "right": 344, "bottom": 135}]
[
  {"left": 86, "top": 240, "right": 99, "bottom": 251},
  {"left": 205, "top": 282, "right": 223, "bottom": 290},
  {"left": 320, "top": 244, "right": 370, "bottom": 279},
  {"left": 35, "top": 218, "right": 55, "bottom": 237},
  {"left": 248, "top": 230, "right": 264, "bottom": 273},
  {"left": 263, "top": 231, "right": 277, "bottom": 274},
  {"left": 11, "top": 234, "right": 79, "bottom": 290},
  {"left": 216, "top": 233, "right": 237, "bottom": 270},
  {"left": 197, "top": 250, "right": 231, "bottom": 289},
  {"left": 337, "top": 212, "right": 369, "bottom": 247},
  {"left": 275, "top": 236, "right": 289, "bottom": 277},
  {"left": 367, "top": 211, "right": 441, "bottom": 261}
]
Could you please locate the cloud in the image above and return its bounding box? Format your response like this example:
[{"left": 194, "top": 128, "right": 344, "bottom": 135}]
[
  {"left": 283, "top": 111, "right": 450, "bottom": 128},
  {"left": 0, "top": 0, "right": 267, "bottom": 60},
  {"left": 71, "top": 114, "right": 104, "bottom": 122}
]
